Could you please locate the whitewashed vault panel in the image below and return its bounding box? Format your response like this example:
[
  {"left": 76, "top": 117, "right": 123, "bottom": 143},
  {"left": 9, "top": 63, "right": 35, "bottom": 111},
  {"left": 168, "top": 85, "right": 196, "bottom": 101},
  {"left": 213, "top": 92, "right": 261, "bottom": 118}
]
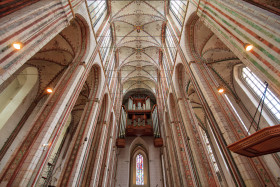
[{"left": 111, "top": 0, "right": 165, "bottom": 94}]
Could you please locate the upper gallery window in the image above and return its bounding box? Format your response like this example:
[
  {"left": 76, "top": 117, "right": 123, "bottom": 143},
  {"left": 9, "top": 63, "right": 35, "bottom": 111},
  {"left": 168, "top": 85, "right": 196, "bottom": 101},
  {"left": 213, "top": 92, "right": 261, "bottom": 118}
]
[
  {"left": 100, "top": 28, "right": 112, "bottom": 61},
  {"left": 242, "top": 67, "right": 280, "bottom": 120},
  {"left": 169, "top": 0, "right": 187, "bottom": 26},
  {"left": 136, "top": 154, "right": 144, "bottom": 185},
  {"left": 165, "top": 26, "right": 177, "bottom": 62},
  {"left": 87, "top": 0, "right": 107, "bottom": 27}
]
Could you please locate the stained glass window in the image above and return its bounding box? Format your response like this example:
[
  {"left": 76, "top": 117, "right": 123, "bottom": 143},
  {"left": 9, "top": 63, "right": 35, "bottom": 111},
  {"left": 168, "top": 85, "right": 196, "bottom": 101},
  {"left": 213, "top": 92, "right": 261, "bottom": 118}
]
[{"left": 136, "top": 154, "right": 144, "bottom": 185}]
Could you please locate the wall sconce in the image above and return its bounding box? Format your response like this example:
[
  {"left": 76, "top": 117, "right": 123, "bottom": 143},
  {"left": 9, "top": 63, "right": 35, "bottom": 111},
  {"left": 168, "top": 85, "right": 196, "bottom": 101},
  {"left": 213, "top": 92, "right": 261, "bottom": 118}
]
[
  {"left": 12, "top": 42, "right": 23, "bottom": 50},
  {"left": 217, "top": 86, "right": 225, "bottom": 94},
  {"left": 42, "top": 143, "right": 50, "bottom": 150},
  {"left": 46, "top": 88, "right": 53, "bottom": 94},
  {"left": 244, "top": 43, "right": 253, "bottom": 51}
]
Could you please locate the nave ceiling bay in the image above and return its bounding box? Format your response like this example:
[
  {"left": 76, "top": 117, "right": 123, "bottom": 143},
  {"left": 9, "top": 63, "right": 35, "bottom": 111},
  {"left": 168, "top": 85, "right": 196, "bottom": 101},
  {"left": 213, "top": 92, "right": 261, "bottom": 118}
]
[{"left": 110, "top": 0, "right": 166, "bottom": 94}]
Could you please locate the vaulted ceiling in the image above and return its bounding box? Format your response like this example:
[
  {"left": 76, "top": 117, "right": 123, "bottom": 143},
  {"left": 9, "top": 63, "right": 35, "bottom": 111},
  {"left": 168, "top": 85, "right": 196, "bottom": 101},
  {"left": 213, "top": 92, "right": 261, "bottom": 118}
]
[{"left": 110, "top": 0, "right": 166, "bottom": 95}]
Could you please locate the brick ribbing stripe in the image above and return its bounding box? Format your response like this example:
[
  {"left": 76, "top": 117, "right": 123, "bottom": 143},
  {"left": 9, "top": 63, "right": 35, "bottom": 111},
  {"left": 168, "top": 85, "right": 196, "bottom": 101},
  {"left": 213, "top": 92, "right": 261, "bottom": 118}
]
[
  {"left": 0, "top": 17, "right": 86, "bottom": 185},
  {"left": 0, "top": 7, "right": 66, "bottom": 66},
  {"left": 58, "top": 25, "right": 109, "bottom": 186},
  {"left": 192, "top": 0, "right": 280, "bottom": 88},
  {"left": 0, "top": 0, "right": 40, "bottom": 19},
  {"left": 183, "top": 8, "right": 277, "bottom": 184},
  {"left": 0, "top": 3, "right": 63, "bottom": 45},
  {"left": 241, "top": 0, "right": 280, "bottom": 16}
]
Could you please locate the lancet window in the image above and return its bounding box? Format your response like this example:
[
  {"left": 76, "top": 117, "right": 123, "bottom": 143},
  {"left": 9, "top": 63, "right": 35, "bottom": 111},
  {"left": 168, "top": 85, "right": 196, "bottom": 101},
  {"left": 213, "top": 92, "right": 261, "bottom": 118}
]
[{"left": 136, "top": 154, "right": 144, "bottom": 185}]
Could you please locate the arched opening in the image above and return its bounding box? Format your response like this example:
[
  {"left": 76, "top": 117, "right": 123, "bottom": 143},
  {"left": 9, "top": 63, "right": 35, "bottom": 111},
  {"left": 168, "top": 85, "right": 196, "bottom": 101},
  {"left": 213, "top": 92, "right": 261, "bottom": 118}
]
[
  {"left": 130, "top": 141, "right": 149, "bottom": 187},
  {"left": 98, "top": 112, "right": 114, "bottom": 186}
]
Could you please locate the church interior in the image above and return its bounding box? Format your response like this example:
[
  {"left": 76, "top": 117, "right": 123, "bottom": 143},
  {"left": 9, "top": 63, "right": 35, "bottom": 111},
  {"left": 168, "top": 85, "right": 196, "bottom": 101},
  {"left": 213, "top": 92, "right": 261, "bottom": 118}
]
[{"left": 0, "top": 0, "right": 280, "bottom": 186}]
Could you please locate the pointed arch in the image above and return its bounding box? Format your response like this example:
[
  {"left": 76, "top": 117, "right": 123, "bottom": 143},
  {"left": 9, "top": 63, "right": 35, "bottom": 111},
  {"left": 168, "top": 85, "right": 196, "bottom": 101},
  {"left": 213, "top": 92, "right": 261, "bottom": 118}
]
[{"left": 130, "top": 137, "right": 150, "bottom": 187}]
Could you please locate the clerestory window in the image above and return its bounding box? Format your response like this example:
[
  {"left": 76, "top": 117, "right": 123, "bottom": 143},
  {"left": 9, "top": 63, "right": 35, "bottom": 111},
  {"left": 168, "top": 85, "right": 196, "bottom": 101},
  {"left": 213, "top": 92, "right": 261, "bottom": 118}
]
[
  {"left": 165, "top": 26, "right": 177, "bottom": 62},
  {"left": 100, "top": 28, "right": 112, "bottom": 61},
  {"left": 87, "top": 0, "right": 107, "bottom": 28},
  {"left": 169, "top": 0, "right": 187, "bottom": 26},
  {"left": 242, "top": 67, "right": 280, "bottom": 121}
]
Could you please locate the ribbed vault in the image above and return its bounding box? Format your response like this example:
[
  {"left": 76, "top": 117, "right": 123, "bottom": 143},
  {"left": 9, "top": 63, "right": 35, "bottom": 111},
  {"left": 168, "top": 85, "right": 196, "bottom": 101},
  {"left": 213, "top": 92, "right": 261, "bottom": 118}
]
[{"left": 110, "top": 0, "right": 166, "bottom": 94}]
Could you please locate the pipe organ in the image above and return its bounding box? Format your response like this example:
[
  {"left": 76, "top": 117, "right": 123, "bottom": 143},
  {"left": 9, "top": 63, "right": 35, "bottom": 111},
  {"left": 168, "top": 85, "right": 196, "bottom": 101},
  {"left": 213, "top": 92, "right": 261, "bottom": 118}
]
[{"left": 116, "top": 95, "right": 163, "bottom": 148}]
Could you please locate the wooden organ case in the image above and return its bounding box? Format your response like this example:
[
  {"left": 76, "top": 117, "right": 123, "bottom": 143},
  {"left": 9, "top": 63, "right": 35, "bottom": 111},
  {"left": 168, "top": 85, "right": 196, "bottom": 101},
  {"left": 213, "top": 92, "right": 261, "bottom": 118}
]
[{"left": 116, "top": 95, "right": 163, "bottom": 148}]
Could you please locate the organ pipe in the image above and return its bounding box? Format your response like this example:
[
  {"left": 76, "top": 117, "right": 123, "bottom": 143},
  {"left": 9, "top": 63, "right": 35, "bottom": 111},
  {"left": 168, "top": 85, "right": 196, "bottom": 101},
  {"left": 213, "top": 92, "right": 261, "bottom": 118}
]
[
  {"left": 146, "top": 97, "right": 150, "bottom": 110},
  {"left": 128, "top": 97, "right": 133, "bottom": 110},
  {"left": 152, "top": 105, "right": 160, "bottom": 138},
  {"left": 119, "top": 106, "right": 127, "bottom": 138}
]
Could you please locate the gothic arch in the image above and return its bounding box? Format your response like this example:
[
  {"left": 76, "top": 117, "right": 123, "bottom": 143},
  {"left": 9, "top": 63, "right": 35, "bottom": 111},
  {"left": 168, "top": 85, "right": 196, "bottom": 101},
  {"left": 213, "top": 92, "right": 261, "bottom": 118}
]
[
  {"left": 183, "top": 13, "right": 199, "bottom": 62},
  {"left": 0, "top": 15, "right": 92, "bottom": 163},
  {"left": 129, "top": 137, "right": 150, "bottom": 187},
  {"left": 74, "top": 13, "right": 91, "bottom": 61},
  {"left": 98, "top": 112, "right": 115, "bottom": 186},
  {"left": 174, "top": 63, "right": 190, "bottom": 99},
  {"left": 40, "top": 64, "right": 101, "bottom": 186}
]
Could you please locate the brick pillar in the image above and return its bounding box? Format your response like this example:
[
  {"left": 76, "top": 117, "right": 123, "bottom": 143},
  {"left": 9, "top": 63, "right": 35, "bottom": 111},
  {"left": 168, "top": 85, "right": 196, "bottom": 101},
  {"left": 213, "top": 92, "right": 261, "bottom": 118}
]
[
  {"left": 189, "top": 61, "right": 277, "bottom": 186},
  {"left": 57, "top": 85, "right": 105, "bottom": 186},
  {"left": 177, "top": 98, "right": 220, "bottom": 186},
  {"left": 161, "top": 121, "right": 182, "bottom": 186},
  {"left": 0, "top": 61, "right": 84, "bottom": 186}
]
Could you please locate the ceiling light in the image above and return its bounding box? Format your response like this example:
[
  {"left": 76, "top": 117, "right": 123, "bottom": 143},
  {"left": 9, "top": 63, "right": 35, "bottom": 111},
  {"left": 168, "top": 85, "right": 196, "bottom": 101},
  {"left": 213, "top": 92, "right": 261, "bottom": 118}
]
[
  {"left": 12, "top": 42, "right": 23, "bottom": 50},
  {"left": 244, "top": 43, "right": 253, "bottom": 51}
]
